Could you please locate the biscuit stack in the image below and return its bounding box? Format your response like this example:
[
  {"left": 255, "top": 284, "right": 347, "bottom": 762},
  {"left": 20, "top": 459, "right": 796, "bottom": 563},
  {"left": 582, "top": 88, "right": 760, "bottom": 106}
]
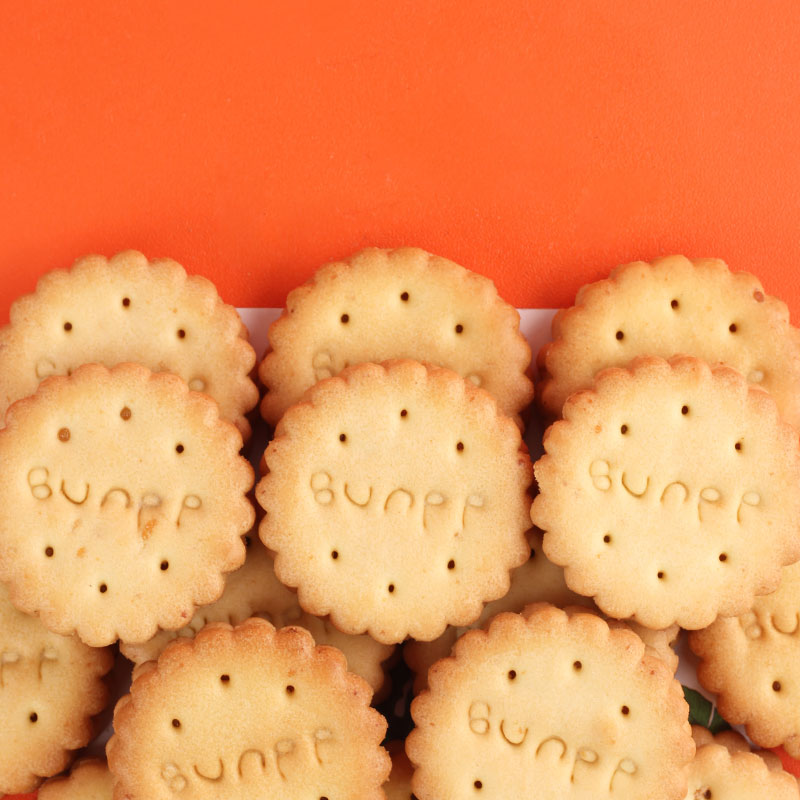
[{"left": 1, "top": 248, "right": 799, "bottom": 799}]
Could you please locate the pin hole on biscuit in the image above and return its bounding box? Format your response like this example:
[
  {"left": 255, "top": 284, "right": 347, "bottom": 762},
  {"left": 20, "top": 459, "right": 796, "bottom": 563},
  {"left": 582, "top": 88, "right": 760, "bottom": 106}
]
[
  {"left": 670, "top": 299, "right": 679, "bottom": 310},
  {"left": 29, "top": 712, "right": 38, "bottom": 723},
  {"left": 122, "top": 297, "right": 131, "bottom": 308},
  {"left": 63, "top": 321, "right": 73, "bottom": 332}
]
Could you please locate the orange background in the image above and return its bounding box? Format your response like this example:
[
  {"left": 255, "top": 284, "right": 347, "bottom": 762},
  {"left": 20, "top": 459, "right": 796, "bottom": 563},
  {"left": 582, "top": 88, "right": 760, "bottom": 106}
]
[
  {"left": 1, "top": 1, "right": 800, "bottom": 321},
  {"left": 2, "top": 1, "right": 800, "bottom": 794}
]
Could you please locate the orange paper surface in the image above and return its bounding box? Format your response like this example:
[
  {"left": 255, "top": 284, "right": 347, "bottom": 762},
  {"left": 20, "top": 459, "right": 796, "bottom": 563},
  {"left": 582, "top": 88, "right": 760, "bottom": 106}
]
[{"left": 1, "top": 1, "right": 800, "bottom": 320}]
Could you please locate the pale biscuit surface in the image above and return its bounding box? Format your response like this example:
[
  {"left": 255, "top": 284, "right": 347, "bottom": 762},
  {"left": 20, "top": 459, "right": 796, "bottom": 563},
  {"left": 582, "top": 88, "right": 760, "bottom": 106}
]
[
  {"left": 407, "top": 604, "right": 694, "bottom": 800},
  {"left": 0, "top": 585, "right": 113, "bottom": 795},
  {"left": 0, "top": 250, "right": 258, "bottom": 438},
  {"left": 39, "top": 759, "right": 114, "bottom": 800},
  {"left": 0, "top": 363, "right": 254, "bottom": 646},
  {"left": 691, "top": 560, "right": 800, "bottom": 758},
  {"left": 258, "top": 360, "right": 532, "bottom": 644},
  {"left": 107, "top": 619, "right": 390, "bottom": 800},
  {"left": 533, "top": 356, "right": 800, "bottom": 629},
  {"left": 259, "top": 247, "right": 532, "bottom": 425},
  {"left": 121, "top": 536, "right": 394, "bottom": 694},
  {"left": 683, "top": 740, "right": 799, "bottom": 799},
  {"left": 404, "top": 530, "right": 590, "bottom": 691},
  {"left": 538, "top": 255, "right": 800, "bottom": 428}
]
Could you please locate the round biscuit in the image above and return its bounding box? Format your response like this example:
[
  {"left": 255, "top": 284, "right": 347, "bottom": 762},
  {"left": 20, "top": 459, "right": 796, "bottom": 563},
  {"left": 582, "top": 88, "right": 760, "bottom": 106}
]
[
  {"left": 532, "top": 356, "right": 800, "bottom": 629},
  {"left": 690, "top": 560, "right": 800, "bottom": 758},
  {"left": 0, "top": 363, "right": 254, "bottom": 646},
  {"left": 0, "top": 585, "right": 113, "bottom": 795},
  {"left": 107, "top": 618, "right": 390, "bottom": 800},
  {"left": 257, "top": 360, "right": 532, "bottom": 644},
  {"left": 683, "top": 741, "right": 799, "bottom": 799},
  {"left": 0, "top": 250, "right": 258, "bottom": 439},
  {"left": 259, "top": 247, "right": 532, "bottom": 425},
  {"left": 407, "top": 604, "right": 694, "bottom": 800},
  {"left": 538, "top": 255, "right": 800, "bottom": 428}
]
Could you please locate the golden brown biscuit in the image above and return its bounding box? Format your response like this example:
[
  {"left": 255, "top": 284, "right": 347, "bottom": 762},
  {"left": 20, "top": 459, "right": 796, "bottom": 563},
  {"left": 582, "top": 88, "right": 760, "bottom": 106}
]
[
  {"left": 683, "top": 728, "right": 799, "bottom": 799},
  {"left": 107, "top": 619, "right": 390, "bottom": 799},
  {"left": 691, "top": 561, "right": 800, "bottom": 757},
  {"left": 258, "top": 360, "right": 532, "bottom": 644},
  {"left": 404, "top": 530, "right": 590, "bottom": 692},
  {"left": 0, "top": 585, "right": 113, "bottom": 795},
  {"left": 0, "top": 250, "right": 258, "bottom": 438},
  {"left": 38, "top": 759, "right": 114, "bottom": 800},
  {"left": 259, "top": 247, "right": 532, "bottom": 425},
  {"left": 384, "top": 742, "right": 414, "bottom": 800},
  {"left": 690, "top": 726, "right": 783, "bottom": 771},
  {"left": 538, "top": 255, "right": 800, "bottom": 428},
  {"left": 533, "top": 356, "right": 800, "bottom": 629},
  {"left": 0, "top": 363, "right": 254, "bottom": 646},
  {"left": 121, "top": 535, "right": 394, "bottom": 695},
  {"left": 407, "top": 604, "right": 694, "bottom": 800}
]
